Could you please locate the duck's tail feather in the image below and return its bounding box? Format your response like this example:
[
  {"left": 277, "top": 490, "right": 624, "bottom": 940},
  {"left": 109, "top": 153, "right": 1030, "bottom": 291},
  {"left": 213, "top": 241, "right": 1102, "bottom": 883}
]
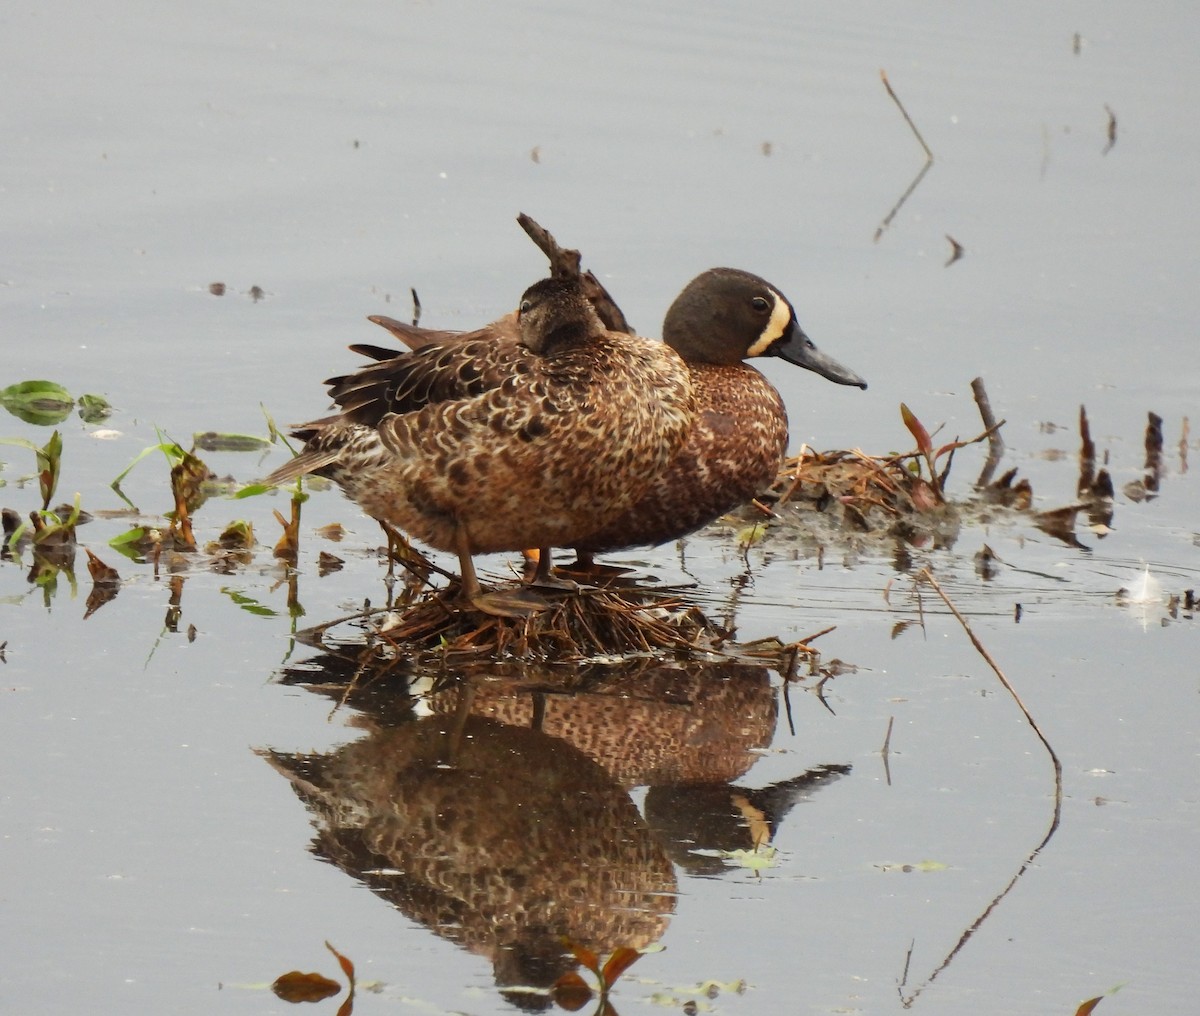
[{"left": 263, "top": 446, "right": 342, "bottom": 486}]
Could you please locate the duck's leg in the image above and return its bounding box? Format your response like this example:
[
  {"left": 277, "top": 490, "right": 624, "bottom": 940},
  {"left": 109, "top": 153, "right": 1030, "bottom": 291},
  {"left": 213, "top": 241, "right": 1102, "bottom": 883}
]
[
  {"left": 528, "top": 546, "right": 579, "bottom": 591},
  {"left": 562, "top": 548, "right": 633, "bottom": 582},
  {"left": 454, "top": 522, "right": 548, "bottom": 617}
]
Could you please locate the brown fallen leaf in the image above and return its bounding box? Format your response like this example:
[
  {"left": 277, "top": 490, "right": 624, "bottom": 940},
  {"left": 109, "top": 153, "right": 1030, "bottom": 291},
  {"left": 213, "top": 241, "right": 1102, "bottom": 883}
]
[
  {"left": 84, "top": 548, "right": 120, "bottom": 586},
  {"left": 324, "top": 941, "right": 355, "bottom": 985},
  {"left": 551, "top": 970, "right": 593, "bottom": 1011},
  {"left": 271, "top": 970, "right": 341, "bottom": 1003},
  {"left": 600, "top": 945, "right": 642, "bottom": 985}
]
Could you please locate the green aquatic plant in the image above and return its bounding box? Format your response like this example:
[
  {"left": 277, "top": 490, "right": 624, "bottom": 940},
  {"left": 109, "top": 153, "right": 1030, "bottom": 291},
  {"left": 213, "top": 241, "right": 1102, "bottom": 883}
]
[
  {"left": 0, "top": 381, "right": 74, "bottom": 426},
  {"left": 0, "top": 429, "right": 63, "bottom": 510}
]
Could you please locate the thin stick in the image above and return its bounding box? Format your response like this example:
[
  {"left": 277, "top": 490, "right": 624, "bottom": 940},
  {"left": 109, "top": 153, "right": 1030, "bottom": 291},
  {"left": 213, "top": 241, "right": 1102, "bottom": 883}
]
[
  {"left": 880, "top": 715, "right": 895, "bottom": 786},
  {"left": 896, "top": 568, "right": 1064, "bottom": 1006},
  {"left": 1102, "top": 104, "right": 1117, "bottom": 155},
  {"left": 881, "top": 70, "right": 934, "bottom": 162},
  {"left": 917, "top": 568, "right": 1061, "bottom": 795},
  {"left": 971, "top": 377, "right": 1005, "bottom": 487},
  {"left": 875, "top": 71, "right": 935, "bottom": 242}
]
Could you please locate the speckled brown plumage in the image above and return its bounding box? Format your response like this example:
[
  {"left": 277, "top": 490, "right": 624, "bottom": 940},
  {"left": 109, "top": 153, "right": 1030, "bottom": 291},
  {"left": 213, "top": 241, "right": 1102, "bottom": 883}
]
[
  {"left": 260, "top": 712, "right": 675, "bottom": 992},
  {"left": 370, "top": 267, "right": 867, "bottom": 557},
  {"left": 266, "top": 277, "right": 694, "bottom": 600}
]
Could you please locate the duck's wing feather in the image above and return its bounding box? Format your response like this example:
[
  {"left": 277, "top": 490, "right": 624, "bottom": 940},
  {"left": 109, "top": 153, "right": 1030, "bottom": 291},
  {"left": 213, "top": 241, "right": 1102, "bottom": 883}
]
[
  {"left": 366, "top": 311, "right": 521, "bottom": 352},
  {"left": 325, "top": 338, "right": 531, "bottom": 428}
]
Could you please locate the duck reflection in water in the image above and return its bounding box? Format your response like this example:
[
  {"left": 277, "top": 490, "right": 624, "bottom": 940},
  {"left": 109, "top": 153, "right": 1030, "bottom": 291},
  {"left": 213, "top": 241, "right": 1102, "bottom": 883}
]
[{"left": 264, "top": 655, "right": 850, "bottom": 1005}]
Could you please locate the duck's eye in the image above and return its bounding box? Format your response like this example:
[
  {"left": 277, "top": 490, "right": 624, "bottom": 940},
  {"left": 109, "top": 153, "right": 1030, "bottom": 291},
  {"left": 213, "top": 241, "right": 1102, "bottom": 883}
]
[
  {"left": 751, "top": 296, "right": 770, "bottom": 312},
  {"left": 519, "top": 299, "right": 532, "bottom": 314}
]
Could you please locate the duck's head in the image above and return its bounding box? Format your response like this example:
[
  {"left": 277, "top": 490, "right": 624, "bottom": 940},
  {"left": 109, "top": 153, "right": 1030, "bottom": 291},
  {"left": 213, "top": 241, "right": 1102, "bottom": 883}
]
[
  {"left": 517, "top": 276, "right": 607, "bottom": 354},
  {"left": 664, "top": 267, "right": 867, "bottom": 389}
]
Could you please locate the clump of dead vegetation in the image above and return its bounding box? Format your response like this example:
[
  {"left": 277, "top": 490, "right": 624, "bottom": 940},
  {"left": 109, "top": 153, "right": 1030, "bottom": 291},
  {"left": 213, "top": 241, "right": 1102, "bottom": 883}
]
[
  {"left": 744, "top": 389, "right": 1153, "bottom": 559},
  {"left": 374, "top": 581, "right": 722, "bottom": 664}
]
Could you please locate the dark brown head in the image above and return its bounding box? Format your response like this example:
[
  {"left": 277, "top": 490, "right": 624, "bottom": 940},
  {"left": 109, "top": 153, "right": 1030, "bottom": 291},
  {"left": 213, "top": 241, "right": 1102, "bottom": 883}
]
[
  {"left": 516, "top": 277, "right": 607, "bottom": 355},
  {"left": 663, "top": 267, "right": 867, "bottom": 389}
]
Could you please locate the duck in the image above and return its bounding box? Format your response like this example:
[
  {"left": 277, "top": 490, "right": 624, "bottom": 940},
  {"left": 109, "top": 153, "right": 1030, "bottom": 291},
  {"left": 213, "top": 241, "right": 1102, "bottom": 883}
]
[
  {"left": 365, "top": 267, "right": 866, "bottom": 568},
  {"left": 265, "top": 276, "right": 694, "bottom": 616}
]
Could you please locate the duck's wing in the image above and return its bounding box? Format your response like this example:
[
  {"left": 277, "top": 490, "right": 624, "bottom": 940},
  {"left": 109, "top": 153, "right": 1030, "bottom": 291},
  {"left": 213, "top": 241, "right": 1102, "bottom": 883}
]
[
  {"left": 364, "top": 311, "right": 521, "bottom": 352},
  {"left": 326, "top": 338, "right": 530, "bottom": 428}
]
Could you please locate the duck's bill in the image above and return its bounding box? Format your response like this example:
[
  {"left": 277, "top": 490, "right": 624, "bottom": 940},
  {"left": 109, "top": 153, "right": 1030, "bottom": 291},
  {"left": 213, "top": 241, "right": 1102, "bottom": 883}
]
[{"left": 773, "top": 326, "right": 868, "bottom": 389}]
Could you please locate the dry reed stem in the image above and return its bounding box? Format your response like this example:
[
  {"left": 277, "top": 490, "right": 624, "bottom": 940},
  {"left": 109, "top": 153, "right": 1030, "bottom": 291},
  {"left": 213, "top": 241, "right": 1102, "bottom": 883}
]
[{"left": 916, "top": 568, "right": 1062, "bottom": 797}]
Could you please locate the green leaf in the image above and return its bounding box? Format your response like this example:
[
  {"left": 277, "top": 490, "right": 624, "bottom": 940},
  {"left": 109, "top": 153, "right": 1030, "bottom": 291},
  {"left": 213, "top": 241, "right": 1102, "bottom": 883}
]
[
  {"left": 0, "top": 380, "right": 74, "bottom": 425},
  {"left": 108, "top": 526, "right": 152, "bottom": 561},
  {"left": 38, "top": 430, "right": 62, "bottom": 509},
  {"left": 232, "top": 482, "right": 279, "bottom": 500},
  {"left": 77, "top": 393, "right": 113, "bottom": 424},
  {"left": 110, "top": 441, "right": 189, "bottom": 506},
  {"left": 193, "top": 432, "right": 272, "bottom": 453},
  {"left": 223, "top": 589, "right": 278, "bottom": 617},
  {"left": 109, "top": 526, "right": 148, "bottom": 547}
]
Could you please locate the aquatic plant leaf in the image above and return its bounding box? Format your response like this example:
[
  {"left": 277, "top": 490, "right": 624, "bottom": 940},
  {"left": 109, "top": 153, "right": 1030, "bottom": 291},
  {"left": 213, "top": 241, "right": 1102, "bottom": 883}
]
[
  {"left": 28, "top": 551, "right": 65, "bottom": 588},
  {"left": 0, "top": 433, "right": 68, "bottom": 510},
  {"left": 270, "top": 970, "right": 341, "bottom": 1002},
  {"left": 193, "top": 431, "right": 272, "bottom": 452},
  {"left": 77, "top": 393, "right": 112, "bottom": 424},
  {"left": 600, "top": 946, "right": 643, "bottom": 986},
  {"left": 563, "top": 940, "right": 602, "bottom": 976},
  {"left": 0, "top": 380, "right": 74, "bottom": 425},
  {"left": 38, "top": 430, "right": 62, "bottom": 510},
  {"left": 109, "top": 526, "right": 148, "bottom": 549},
  {"left": 223, "top": 589, "right": 278, "bottom": 617},
  {"left": 900, "top": 403, "right": 932, "bottom": 456},
  {"left": 232, "top": 482, "right": 277, "bottom": 500},
  {"left": 551, "top": 971, "right": 593, "bottom": 1011},
  {"left": 110, "top": 441, "right": 188, "bottom": 507},
  {"left": 324, "top": 941, "right": 356, "bottom": 984},
  {"left": 262, "top": 403, "right": 300, "bottom": 455}
]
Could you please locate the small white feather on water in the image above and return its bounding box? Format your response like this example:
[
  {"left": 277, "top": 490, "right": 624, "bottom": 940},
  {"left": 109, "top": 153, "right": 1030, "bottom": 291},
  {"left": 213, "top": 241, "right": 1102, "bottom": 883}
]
[{"left": 1121, "top": 563, "right": 1163, "bottom": 605}]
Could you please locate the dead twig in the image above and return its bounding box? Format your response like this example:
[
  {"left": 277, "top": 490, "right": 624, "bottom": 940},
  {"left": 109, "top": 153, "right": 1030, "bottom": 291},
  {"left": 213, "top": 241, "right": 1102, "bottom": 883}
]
[
  {"left": 880, "top": 715, "right": 895, "bottom": 786},
  {"left": 1102, "top": 104, "right": 1117, "bottom": 155},
  {"left": 971, "top": 377, "right": 1005, "bottom": 487},
  {"left": 917, "top": 567, "right": 1061, "bottom": 790},
  {"left": 897, "top": 568, "right": 1064, "bottom": 1006},
  {"left": 881, "top": 69, "right": 933, "bottom": 161},
  {"left": 874, "top": 70, "right": 935, "bottom": 242}
]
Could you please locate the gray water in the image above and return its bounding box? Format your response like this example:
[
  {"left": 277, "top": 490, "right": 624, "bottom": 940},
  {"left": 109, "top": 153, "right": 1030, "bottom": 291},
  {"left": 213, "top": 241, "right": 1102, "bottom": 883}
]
[{"left": 3, "top": 3, "right": 1197, "bottom": 1014}]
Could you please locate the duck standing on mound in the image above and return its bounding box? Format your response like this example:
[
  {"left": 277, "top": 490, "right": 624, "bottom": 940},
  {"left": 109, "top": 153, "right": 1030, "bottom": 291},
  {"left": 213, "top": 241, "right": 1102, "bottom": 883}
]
[
  {"left": 265, "top": 277, "right": 694, "bottom": 615},
  {"left": 368, "top": 267, "right": 866, "bottom": 568}
]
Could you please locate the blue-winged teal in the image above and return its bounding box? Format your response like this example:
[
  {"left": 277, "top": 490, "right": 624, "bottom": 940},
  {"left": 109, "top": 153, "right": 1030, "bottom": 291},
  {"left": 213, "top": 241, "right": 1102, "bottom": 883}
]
[
  {"left": 266, "top": 276, "right": 694, "bottom": 614},
  {"left": 368, "top": 267, "right": 865, "bottom": 567}
]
